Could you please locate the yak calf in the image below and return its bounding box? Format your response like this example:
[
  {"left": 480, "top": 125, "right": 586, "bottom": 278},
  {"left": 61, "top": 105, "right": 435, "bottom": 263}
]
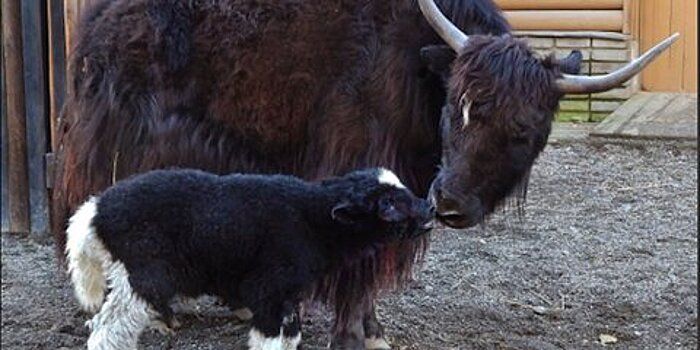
[{"left": 65, "top": 168, "right": 434, "bottom": 350}]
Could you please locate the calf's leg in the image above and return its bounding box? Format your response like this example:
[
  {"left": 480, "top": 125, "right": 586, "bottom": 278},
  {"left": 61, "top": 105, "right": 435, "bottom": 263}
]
[
  {"left": 239, "top": 268, "right": 304, "bottom": 350},
  {"left": 363, "top": 306, "right": 391, "bottom": 350},
  {"left": 247, "top": 301, "right": 301, "bottom": 350},
  {"left": 85, "top": 262, "right": 157, "bottom": 350}
]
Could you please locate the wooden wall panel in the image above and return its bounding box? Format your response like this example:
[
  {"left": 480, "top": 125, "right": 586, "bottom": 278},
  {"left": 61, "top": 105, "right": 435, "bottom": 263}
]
[
  {"left": 20, "top": 0, "right": 51, "bottom": 237},
  {"left": 497, "top": 0, "right": 623, "bottom": 10},
  {"left": 2, "top": 0, "right": 30, "bottom": 234},
  {"left": 638, "top": 0, "right": 697, "bottom": 92},
  {"left": 48, "top": 0, "right": 66, "bottom": 152},
  {"left": 1, "top": 22, "right": 9, "bottom": 233},
  {"left": 681, "top": 0, "right": 697, "bottom": 92},
  {"left": 504, "top": 10, "right": 624, "bottom": 31}
]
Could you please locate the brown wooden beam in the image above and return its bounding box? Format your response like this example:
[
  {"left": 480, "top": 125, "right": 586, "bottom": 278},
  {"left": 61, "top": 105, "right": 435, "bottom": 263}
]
[
  {"left": 1, "top": 22, "right": 9, "bottom": 233},
  {"left": 2, "top": 0, "right": 30, "bottom": 234},
  {"left": 504, "top": 10, "right": 624, "bottom": 31},
  {"left": 21, "top": 0, "right": 51, "bottom": 238},
  {"left": 496, "top": 0, "right": 623, "bottom": 10},
  {"left": 48, "top": 0, "right": 67, "bottom": 153}
]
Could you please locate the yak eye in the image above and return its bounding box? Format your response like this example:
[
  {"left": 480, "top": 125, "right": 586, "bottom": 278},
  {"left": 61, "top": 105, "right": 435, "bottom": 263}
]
[{"left": 459, "top": 93, "right": 473, "bottom": 128}]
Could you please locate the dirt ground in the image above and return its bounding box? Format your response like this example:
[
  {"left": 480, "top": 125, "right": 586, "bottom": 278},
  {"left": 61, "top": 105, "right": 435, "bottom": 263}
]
[{"left": 2, "top": 141, "right": 697, "bottom": 350}]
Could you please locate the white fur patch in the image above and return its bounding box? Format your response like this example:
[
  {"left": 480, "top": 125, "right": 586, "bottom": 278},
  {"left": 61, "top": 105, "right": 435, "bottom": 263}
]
[
  {"left": 460, "top": 94, "right": 473, "bottom": 128},
  {"left": 86, "top": 260, "right": 158, "bottom": 350},
  {"left": 248, "top": 327, "right": 301, "bottom": 350},
  {"left": 66, "top": 196, "right": 109, "bottom": 314},
  {"left": 377, "top": 168, "right": 406, "bottom": 189}
]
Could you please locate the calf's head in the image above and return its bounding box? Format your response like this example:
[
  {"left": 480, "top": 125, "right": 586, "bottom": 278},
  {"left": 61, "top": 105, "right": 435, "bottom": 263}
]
[
  {"left": 418, "top": 0, "right": 679, "bottom": 229},
  {"left": 325, "top": 168, "right": 434, "bottom": 240}
]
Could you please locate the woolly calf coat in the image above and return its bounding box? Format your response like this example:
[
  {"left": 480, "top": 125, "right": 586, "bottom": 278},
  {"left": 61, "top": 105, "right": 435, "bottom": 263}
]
[{"left": 65, "top": 167, "right": 433, "bottom": 350}]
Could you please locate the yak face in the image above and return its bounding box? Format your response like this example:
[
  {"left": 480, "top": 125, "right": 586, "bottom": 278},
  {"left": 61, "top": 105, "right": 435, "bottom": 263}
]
[
  {"left": 422, "top": 35, "right": 582, "bottom": 228},
  {"left": 328, "top": 168, "right": 435, "bottom": 239}
]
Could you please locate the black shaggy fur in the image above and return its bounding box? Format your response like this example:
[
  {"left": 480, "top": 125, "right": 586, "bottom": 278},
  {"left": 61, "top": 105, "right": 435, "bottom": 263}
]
[
  {"left": 53, "top": 1, "right": 511, "bottom": 345},
  {"left": 423, "top": 35, "right": 583, "bottom": 228},
  {"left": 53, "top": 0, "right": 616, "bottom": 346},
  {"left": 82, "top": 167, "right": 432, "bottom": 346}
]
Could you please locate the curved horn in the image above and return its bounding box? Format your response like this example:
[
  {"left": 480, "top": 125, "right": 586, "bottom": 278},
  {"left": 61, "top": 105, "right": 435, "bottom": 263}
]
[
  {"left": 418, "top": 0, "right": 469, "bottom": 50},
  {"left": 556, "top": 33, "right": 680, "bottom": 94}
]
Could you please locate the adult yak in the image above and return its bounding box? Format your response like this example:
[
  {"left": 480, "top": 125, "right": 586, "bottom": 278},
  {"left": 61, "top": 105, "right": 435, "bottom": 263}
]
[{"left": 52, "top": 0, "right": 676, "bottom": 348}]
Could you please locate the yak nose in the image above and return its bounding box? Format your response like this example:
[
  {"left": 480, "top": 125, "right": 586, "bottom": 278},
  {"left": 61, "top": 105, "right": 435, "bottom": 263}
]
[{"left": 429, "top": 182, "right": 474, "bottom": 229}]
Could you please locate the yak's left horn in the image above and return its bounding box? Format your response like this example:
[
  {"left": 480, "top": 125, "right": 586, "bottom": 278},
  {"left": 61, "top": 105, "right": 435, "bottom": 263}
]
[
  {"left": 418, "top": 0, "right": 469, "bottom": 51},
  {"left": 556, "top": 33, "right": 680, "bottom": 94}
]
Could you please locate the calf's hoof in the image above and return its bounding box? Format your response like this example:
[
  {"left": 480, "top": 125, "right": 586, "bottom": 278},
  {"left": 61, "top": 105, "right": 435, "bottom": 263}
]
[{"left": 151, "top": 317, "right": 180, "bottom": 336}]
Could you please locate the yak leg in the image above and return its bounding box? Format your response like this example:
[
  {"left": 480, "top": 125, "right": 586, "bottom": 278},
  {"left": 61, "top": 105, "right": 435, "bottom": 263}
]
[
  {"left": 363, "top": 306, "right": 391, "bottom": 350},
  {"left": 330, "top": 307, "right": 365, "bottom": 350},
  {"left": 331, "top": 302, "right": 390, "bottom": 350}
]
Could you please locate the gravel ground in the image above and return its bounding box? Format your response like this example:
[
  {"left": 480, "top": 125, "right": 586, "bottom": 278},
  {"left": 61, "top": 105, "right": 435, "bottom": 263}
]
[{"left": 2, "top": 141, "right": 697, "bottom": 349}]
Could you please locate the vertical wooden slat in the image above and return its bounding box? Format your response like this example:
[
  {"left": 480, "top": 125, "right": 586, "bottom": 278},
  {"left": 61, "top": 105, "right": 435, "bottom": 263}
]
[
  {"left": 681, "top": 0, "right": 697, "bottom": 91},
  {"left": 48, "top": 0, "right": 66, "bottom": 152},
  {"left": 622, "top": 0, "right": 630, "bottom": 34},
  {"left": 627, "top": 0, "right": 640, "bottom": 42},
  {"left": 640, "top": 0, "right": 672, "bottom": 91},
  {"left": 2, "top": 0, "right": 30, "bottom": 234},
  {"left": 64, "top": 0, "right": 80, "bottom": 58},
  {"left": 667, "top": 0, "right": 685, "bottom": 92},
  {"left": 1, "top": 22, "right": 10, "bottom": 233},
  {"left": 21, "top": 0, "right": 50, "bottom": 238},
  {"left": 639, "top": 0, "right": 696, "bottom": 92}
]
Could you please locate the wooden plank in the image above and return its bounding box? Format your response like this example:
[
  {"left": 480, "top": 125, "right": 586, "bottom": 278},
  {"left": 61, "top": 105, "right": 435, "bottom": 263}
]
[
  {"left": 64, "top": 0, "right": 80, "bottom": 58},
  {"left": 638, "top": 0, "right": 696, "bottom": 92},
  {"left": 681, "top": 0, "right": 697, "bottom": 92},
  {"left": 48, "top": 0, "right": 66, "bottom": 152},
  {"left": 627, "top": 0, "right": 640, "bottom": 38},
  {"left": 640, "top": 0, "right": 671, "bottom": 90},
  {"left": 1, "top": 24, "right": 9, "bottom": 233},
  {"left": 2, "top": 0, "right": 30, "bottom": 234},
  {"left": 20, "top": 0, "right": 50, "bottom": 238},
  {"left": 504, "top": 10, "right": 624, "bottom": 31},
  {"left": 622, "top": 0, "right": 630, "bottom": 34},
  {"left": 668, "top": 0, "right": 685, "bottom": 92},
  {"left": 591, "top": 92, "right": 697, "bottom": 140},
  {"left": 514, "top": 30, "right": 628, "bottom": 40},
  {"left": 496, "top": 0, "right": 622, "bottom": 10}
]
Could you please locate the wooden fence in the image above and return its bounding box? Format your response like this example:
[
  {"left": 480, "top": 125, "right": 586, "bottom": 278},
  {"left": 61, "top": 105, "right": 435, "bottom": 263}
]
[{"left": 1, "top": 0, "right": 66, "bottom": 237}]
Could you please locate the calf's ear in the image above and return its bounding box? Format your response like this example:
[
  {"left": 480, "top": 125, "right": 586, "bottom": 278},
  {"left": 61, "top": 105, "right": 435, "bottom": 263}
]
[{"left": 331, "top": 201, "right": 358, "bottom": 225}]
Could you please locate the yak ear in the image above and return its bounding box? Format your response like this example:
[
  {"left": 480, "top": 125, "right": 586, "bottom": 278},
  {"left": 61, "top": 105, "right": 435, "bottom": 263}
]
[
  {"left": 420, "top": 45, "right": 456, "bottom": 81},
  {"left": 557, "top": 50, "right": 583, "bottom": 74},
  {"left": 331, "top": 201, "right": 358, "bottom": 225}
]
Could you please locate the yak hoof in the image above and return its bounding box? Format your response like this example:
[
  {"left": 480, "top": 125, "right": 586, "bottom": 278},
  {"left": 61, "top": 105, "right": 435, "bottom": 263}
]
[
  {"left": 232, "top": 307, "right": 254, "bottom": 321},
  {"left": 364, "top": 336, "right": 391, "bottom": 350}
]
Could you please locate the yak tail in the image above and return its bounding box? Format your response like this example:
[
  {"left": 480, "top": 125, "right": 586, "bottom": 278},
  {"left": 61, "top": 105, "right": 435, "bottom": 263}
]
[{"left": 65, "top": 196, "right": 109, "bottom": 314}]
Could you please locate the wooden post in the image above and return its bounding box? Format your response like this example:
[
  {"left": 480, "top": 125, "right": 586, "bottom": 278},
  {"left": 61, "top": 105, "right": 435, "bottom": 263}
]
[
  {"left": 1, "top": 28, "right": 10, "bottom": 233},
  {"left": 21, "top": 0, "right": 51, "bottom": 238},
  {"left": 48, "top": 0, "right": 66, "bottom": 153},
  {"left": 2, "top": 0, "right": 30, "bottom": 234},
  {"left": 63, "top": 0, "right": 80, "bottom": 58}
]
